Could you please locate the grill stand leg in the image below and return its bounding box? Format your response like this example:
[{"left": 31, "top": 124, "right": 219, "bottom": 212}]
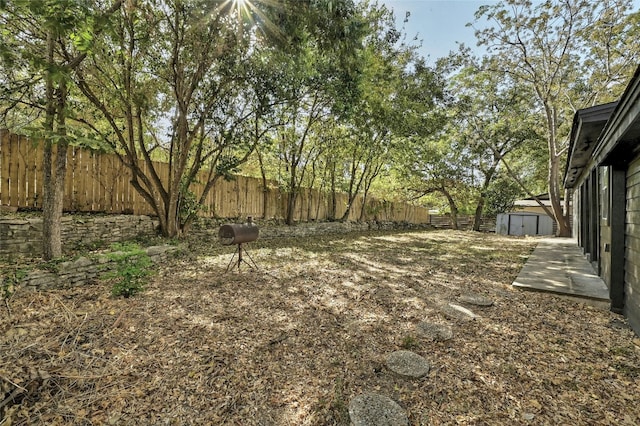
[{"left": 225, "top": 243, "right": 259, "bottom": 272}]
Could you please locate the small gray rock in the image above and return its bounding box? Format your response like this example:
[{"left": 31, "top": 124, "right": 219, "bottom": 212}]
[
  {"left": 441, "top": 303, "right": 477, "bottom": 321},
  {"left": 458, "top": 293, "right": 494, "bottom": 306},
  {"left": 416, "top": 322, "right": 453, "bottom": 341},
  {"left": 386, "top": 350, "right": 430, "bottom": 378},
  {"left": 349, "top": 393, "right": 409, "bottom": 426}
]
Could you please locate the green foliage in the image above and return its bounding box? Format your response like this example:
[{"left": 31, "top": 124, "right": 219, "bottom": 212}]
[
  {"left": 473, "top": 0, "right": 640, "bottom": 234},
  {"left": 400, "top": 334, "right": 418, "bottom": 350},
  {"left": 1, "top": 267, "right": 28, "bottom": 299},
  {"left": 178, "top": 176, "right": 203, "bottom": 224},
  {"left": 42, "top": 257, "right": 68, "bottom": 274},
  {"left": 178, "top": 187, "right": 201, "bottom": 223},
  {"left": 484, "top": 175, "right": 525, "bottom": 217},
  {"left": 2, "top": 0, "right": 638, "bottom": 239},
  {"left": 215, "top": 155, "right": 241, "bottom": 182},
  {"left": 105, "top": 242, "right": 153, "bottom": 298}
]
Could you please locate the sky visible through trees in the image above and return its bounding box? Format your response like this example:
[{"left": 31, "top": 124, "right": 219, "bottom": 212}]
[{"left": 1, "top": 0, "right": 639, "bottom": 248}]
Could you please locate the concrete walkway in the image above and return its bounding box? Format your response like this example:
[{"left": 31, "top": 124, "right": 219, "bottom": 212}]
[{"left": 512, "top": 237, "right": 610, "bottom": 307}]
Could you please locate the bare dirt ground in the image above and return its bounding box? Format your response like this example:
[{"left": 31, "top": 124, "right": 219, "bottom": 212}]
[{"left": 1, "top": 229, "right": 639, "bottom": 425}]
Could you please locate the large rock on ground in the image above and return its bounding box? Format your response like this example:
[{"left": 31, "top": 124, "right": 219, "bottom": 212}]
[
  {"left": 440, "top": 303, "right": 477, "bottom": 321},
  {"left": 416, "top": 321, "right": 453, "bottom": 341},
  {"left": 349, "top": 393, "right": 409, "bottom": 426},
  {"left": 386, "top": 350, "right": 430, "bottom": 379}
]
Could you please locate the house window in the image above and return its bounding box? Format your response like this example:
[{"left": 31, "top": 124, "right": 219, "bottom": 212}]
[{"left": 600, "top": 166, "right": 610, "bottom": 224}]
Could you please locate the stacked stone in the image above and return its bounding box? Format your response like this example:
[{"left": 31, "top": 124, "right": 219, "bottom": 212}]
[
  {"left": 0, "top": 215, "right": 158, "bottom": 256},
  {"left": 17, "top": 245, "right": 177, "bottom": 291}
]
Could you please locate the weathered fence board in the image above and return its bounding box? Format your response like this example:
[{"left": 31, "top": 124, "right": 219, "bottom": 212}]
[{"left": 1, "top": 131, "right": 432, "bottom": 223}]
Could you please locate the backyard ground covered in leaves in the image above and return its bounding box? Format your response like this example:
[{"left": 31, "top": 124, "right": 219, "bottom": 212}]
[{"left": 1, "top": 229, "right": 640, "bottom": 425}]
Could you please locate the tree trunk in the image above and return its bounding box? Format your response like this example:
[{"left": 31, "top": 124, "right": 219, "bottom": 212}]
[
  {"left": 42, "top": 31, "right": 69, "bottom": 261},
  {"left": 359, "top": 164, "right": 382, "bottom": 222},
  {"left": 285, "top": 166, "right": 297, "bottom": 225},
  {"left": 286, "top": 191, "right": 297, "bottom": 225},
  {"left": 340, "top": 195, "right": 355, "bottom": 221},
  {"left": 442, "top": 189, "right": 459, "bottom": 230},
  {"left": 545, "top": 102, "right": 570, "bottom": 237},
  {"left": 340, "top": 160, "right": 359, "bottom": 221},
  {"left": 541, "top": 100, "right": 571, "bottom": 237},
  {"left": 42, "top": 30, "right": 56, "bottom": 261},
  {"left": 328, "top": 163, "right": 337, "bottom": 221},
  {"left": 472, "top": 197, "right": 485, "bottom": 232},
  {"left": 164, "top": 191, "right": 180, "bottom": 238},
  {"left": 42, "top": 145, "right": 59, "bottom": 260},
  {"left": 256, "top": 149, "right": 270, "bottom": 219},
  {"left": 359, "top": 192, "right": 369, "bottom": 222},
  {"left": 549, "top": 154, "right": 571, "bottom": 236},
  {"left": 472, "top": 166, "right": 497, "bottom": 232},
  {"left": 43, "top": 94, "right": 69, "bottom": 260}
]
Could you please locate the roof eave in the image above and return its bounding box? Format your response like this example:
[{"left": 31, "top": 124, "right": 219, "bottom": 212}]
[{"left": 563, "top": 102, "right": 618, "bottom": 188}]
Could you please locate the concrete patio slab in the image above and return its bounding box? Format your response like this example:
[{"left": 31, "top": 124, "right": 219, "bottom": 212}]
[{"left": 512, "top": 237, "right": 610, "bottom": 306}]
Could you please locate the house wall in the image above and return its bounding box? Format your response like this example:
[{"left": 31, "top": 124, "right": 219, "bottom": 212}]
[
  {"left": 564, "top": 66, "right": 640, "bottom": 335},
  {"left": 573, "top": 189, "right": 580, "bottom": 241},
  {"left": 600, "top": 167, "right": 612, "bottom": 288},
  {"left": 625, "top": 156, "right": 640, "bottom": 331},
  {"left": 572, "top": 167, "right": 615, "bottom": 280},
  {"left": 572, "top": 140, "right": 638, "bottom": 327},
  {"left": 589, "top": 169, "right": 600, "bottom": 264},
  {"left": 600, "top": 221, "right": 612, "bottom": 288},
  {"left": 574, "top": 170, "right": 600, "bottom": 263}
]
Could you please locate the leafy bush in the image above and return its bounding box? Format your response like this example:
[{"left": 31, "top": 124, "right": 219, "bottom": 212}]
[
  {"left": 105, "top": 242, "right": 153, "bottom": 298},
  {"left": 1, "top": 268, "right": 28, "bottom": 300}
]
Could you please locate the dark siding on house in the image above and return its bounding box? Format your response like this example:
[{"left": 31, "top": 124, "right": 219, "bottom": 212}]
[
  {"left": 601, "top": 223, "right": 611, "bottom": 288},
  {"left": 610, "top": 167, "right": 626, "bottom": 312},
  {"left": 600, "top": 167, "right": 612, "bottom": 288},
  {"left": 625, "top": 156, "right": 640, "bottom": 331},
  {"left": 589, "top": 169, "right": 600, "bottom": 263}
]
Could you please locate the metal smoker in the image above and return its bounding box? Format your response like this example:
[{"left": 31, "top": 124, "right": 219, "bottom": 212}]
[{"left": 218, "top": 216, "right": 259, "bottom": 271}]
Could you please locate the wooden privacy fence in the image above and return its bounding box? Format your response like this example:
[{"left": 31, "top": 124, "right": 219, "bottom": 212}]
[{"left": 0, "top": 131, "right": 430, "bottom": 223}]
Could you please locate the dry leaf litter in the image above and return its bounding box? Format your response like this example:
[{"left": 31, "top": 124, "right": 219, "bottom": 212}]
[{"left": 1, "top": 230, "right": 639, "bottom": 425}]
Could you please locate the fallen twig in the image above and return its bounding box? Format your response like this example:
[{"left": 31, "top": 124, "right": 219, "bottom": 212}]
[{"left": 0, "top": 381, "right": 26, "bottom": 411}]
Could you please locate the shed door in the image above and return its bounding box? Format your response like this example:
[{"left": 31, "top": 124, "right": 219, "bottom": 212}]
[
  {"left": 625, "top": 156, "right": 640, "bottom": 331},
  {"left": 522, "top": 215, "right": 539, "bottom": 235},
  {"left": 509, "top": 215, "right": 539, "bottom": 236},
  {"left": 509, "top": 215, "right": 524, "bottom": 236}
]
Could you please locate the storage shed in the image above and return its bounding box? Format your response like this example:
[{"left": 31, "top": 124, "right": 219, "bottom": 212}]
[{"left": 496, "top": 212, "right": 554, "bottom": 236}]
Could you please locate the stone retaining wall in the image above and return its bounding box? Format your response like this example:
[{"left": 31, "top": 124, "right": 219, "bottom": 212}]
[
  {"left": 1, "top": 214, "right": 434, "bottom": 292},
  {"left": 191, "top": 218, "right": 431, "bottom": 240},
  {"left": 15, "top": 245, "right": 177, "bottom": 292},
  {"left": 0, "top": 214, "right": 434, "bottom": 257},
  {"left": 0, "top": 215, "right": 158, "bottom": 256}
]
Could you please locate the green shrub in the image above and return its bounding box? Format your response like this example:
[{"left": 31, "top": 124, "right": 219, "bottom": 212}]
[
  {"left": 105, "top": 242, "right": 153, "bottom": 298},
  {"left": 1, "top": 268, "right": 28, "bottom": 299}
]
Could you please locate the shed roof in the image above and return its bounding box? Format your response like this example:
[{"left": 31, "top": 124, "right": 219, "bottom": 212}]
[
  {"left": 503, "top": 211, "right": 549, "bottom": 216},
  {"left": 513, "top": 193, "right": 562, "bottom": 207},
  {"left": 514, "top": 199, "right": 552, "bottom": 207}
]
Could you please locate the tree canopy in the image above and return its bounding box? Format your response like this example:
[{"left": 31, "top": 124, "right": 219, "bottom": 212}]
[
  {"left": 1, "top": 0, "right": 639, "bottom": 245},
  {"left": 472, "top": 0, "right": 640, "bottom": 235}
]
